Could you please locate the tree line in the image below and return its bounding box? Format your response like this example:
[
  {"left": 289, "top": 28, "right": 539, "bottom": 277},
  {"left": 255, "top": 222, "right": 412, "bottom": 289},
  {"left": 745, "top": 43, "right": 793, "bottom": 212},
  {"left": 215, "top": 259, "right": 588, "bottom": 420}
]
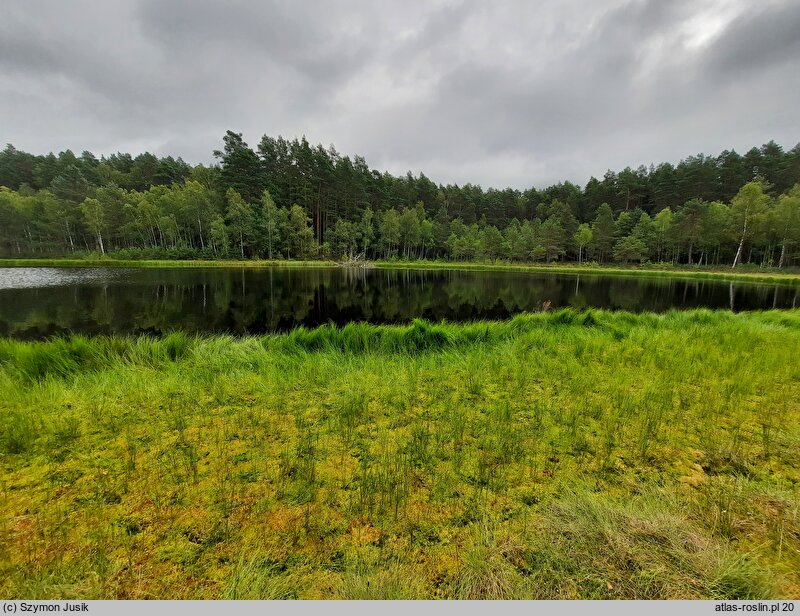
[{"left": 1, "top": 132, "right": 799, "bottom": 267}]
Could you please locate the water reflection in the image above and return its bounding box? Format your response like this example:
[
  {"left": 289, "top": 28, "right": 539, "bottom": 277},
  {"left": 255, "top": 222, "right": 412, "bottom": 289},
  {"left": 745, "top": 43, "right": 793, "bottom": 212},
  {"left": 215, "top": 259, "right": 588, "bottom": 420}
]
[{"left": 0, "top": 267, "right": 796, "bottom": 339}]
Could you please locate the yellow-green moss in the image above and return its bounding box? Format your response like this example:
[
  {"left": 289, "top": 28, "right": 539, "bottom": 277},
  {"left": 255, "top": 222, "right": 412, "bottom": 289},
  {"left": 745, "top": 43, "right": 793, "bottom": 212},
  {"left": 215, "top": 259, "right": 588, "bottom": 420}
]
[{"left": 1, "top": 309, "right": 798, "bottom": 598}]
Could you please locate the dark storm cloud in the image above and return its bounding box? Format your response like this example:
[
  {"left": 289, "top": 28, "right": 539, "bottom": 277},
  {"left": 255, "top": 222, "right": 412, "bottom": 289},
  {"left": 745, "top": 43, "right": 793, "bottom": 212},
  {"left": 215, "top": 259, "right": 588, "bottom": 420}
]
[
  {"left": 1, "top": 0, "right": 798, "bottom": 188},
  {"left": 702, "top": 1, "right": 800, "bottom": 76}
]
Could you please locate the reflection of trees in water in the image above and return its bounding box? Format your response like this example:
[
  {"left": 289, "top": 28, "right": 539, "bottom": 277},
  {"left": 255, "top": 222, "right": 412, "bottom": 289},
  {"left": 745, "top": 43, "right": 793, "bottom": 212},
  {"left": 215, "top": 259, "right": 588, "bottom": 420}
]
[
  {"left": 0, "top": 268, "right": 798, "bottom": 337},
  {"left": 607, "top": 279, "right": 647, "bottom": 311},
  {"left": 569, "top": 281, "right": 588, "bottom": 310},
  {"left": 440, "top": 273, "right": 558, "bottom": 317}
]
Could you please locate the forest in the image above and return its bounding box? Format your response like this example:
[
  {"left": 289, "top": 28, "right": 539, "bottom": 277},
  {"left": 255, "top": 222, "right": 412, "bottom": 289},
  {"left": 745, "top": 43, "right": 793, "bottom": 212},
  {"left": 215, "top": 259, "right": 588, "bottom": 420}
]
[{"left": 1, "top": 133, "right": 799, "bottom": 267}]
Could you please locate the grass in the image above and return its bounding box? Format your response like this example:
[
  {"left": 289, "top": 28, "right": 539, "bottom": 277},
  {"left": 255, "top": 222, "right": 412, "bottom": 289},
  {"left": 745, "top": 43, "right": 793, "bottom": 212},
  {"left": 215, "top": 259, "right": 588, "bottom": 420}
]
[
  {"left": 376, "top": 259, "right": 800, "bottom": 287},
  {"left": 1, "top": 309, "right": 799, "bottom": 599},
  {"left": 0, "top": 258, "right": 334, "bottom": 269},
  {"left": 1, "top": 257, "right": 799, "bottom": 286}
]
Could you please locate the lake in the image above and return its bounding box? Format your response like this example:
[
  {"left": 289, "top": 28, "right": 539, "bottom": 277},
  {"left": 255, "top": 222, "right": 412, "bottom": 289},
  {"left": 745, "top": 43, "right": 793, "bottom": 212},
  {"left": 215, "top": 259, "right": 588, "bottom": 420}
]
[{"left": 0, "top": 266, "right": 796, "bottom": 339}]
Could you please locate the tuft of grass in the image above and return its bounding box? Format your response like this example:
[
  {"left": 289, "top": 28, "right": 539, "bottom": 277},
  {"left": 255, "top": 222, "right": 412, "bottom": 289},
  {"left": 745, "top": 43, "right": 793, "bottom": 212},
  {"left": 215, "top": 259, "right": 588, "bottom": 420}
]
[
  {"left": 1, "top": 410, "right": 37, "bottom": 454},
  {"left": 340, "top": 566, "right": 427, "bottom": 600},
  {"left": 162, "top": 332, "right": 192, "bottom": 361},
  {"left": 452, "top": 526, "right": 525, "bottom": 599},
  {"left": 223, "top": 556, "right": 304, "bottom": 599},
  {"left": 522, "top": 488, "right": 780, "bottom": 599}
]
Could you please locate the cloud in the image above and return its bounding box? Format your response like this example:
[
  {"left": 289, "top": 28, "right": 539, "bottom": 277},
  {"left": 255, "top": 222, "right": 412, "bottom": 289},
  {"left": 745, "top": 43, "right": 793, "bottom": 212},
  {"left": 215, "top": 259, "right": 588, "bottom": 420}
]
[
  {"left": 1, "top": 0, "right": 798, "bottom": 188},
  {"left": 701, "top": 1, "right": 800, "bottom": 76}
]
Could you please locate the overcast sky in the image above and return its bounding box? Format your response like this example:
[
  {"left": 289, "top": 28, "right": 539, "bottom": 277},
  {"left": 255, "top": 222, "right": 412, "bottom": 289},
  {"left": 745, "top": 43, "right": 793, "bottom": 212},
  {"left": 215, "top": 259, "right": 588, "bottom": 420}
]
[{"left": 1, "top": 0, "right": 799, "bottom": 189}]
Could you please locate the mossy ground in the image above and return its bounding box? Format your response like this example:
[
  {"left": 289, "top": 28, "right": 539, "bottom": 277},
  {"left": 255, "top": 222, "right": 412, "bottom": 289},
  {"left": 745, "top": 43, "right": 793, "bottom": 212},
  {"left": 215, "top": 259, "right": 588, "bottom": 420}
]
[{"left": 1, "top": 310, "right": 799, "bottom": 599}]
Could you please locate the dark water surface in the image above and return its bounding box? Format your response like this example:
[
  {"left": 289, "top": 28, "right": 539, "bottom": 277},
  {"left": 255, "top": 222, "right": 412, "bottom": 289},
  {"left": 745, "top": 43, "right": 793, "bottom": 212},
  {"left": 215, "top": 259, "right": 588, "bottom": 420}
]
[{"left": 0, "top": 267, "right": 796, "bottom": 339}]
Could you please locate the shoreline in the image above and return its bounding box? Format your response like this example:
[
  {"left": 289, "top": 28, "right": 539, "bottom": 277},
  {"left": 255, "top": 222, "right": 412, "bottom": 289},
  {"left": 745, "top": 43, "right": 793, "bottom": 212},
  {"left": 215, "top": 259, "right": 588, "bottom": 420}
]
[{"left": 1, "top": 257, "right": 799, "bottom": 286}]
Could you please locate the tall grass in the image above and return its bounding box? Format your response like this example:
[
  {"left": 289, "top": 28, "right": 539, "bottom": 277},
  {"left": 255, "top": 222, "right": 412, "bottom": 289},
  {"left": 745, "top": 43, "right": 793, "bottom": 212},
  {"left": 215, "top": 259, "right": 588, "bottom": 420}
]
[
  {"left": 0, "top": 332, "right": 193, "bottom": 381},
  {"left": 1, "top": 309, "right": 798, "bottom": 598}
]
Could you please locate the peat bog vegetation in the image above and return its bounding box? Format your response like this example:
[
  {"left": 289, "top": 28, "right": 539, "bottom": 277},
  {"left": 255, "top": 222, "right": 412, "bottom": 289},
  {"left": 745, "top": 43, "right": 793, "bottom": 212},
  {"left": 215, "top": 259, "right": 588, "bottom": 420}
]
[{"left": 1, "top": 309, "right": 799, "bottom": 599}]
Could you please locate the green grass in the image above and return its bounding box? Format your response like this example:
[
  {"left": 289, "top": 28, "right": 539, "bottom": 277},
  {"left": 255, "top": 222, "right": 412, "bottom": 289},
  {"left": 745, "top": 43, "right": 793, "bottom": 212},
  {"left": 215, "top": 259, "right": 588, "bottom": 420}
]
[
  {"left": 377, "top": 260, "right": 800, "bottom": 286},
  {"left": 3, "top": 256, "right": 798, "bottom": 286},
  {"left": 0, "top": 258, "right": 335, "bottom": 269},
  {"left": 1, "top": 310, "right": 799, "bottom": 598}
]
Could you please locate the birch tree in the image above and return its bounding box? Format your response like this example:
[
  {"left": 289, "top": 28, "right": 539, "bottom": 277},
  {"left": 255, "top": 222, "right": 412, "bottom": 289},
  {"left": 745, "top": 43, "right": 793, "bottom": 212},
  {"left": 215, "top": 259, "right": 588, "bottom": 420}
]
[
  {"left": 730, "top": 181, "right": 770, "bottom": 268},
  {"left": 774, "top": 186, "right": 800, "bottom": 268},
  {"left": 80, "top": 197, "right": 105, "bottom": 254}
]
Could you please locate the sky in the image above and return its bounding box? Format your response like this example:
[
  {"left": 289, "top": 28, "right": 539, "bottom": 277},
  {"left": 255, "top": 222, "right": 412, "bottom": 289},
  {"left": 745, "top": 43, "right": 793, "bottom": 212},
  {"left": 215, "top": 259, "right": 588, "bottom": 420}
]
[{"left": 1, "top": 0, "right": 799, "bottom": 189}]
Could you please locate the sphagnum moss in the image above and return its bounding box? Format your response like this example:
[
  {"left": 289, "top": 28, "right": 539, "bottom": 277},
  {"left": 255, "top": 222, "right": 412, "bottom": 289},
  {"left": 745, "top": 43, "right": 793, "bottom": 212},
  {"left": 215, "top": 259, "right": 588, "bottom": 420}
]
[{"left": 0, "top": 309, "right": 798, "bottom": 599}]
